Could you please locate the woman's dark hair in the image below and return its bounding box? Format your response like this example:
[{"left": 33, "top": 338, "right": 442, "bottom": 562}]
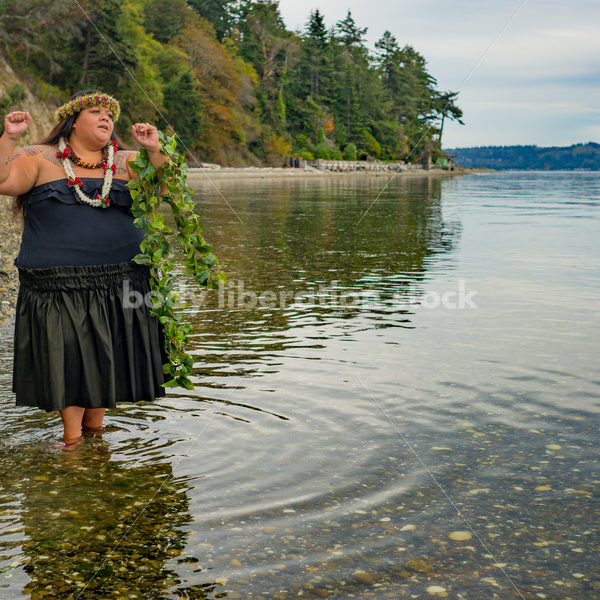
[{"left": 12, "top": 89, "right": 127, "bottom": 221}]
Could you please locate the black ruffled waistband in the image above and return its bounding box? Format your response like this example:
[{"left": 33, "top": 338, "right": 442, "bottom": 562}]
[{"left": 14, "top": 259, "right": 151, "bottom": 292}]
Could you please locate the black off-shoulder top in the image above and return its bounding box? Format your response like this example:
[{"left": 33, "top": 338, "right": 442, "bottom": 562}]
[{"left": 15, "top": 177, "right": 147, "bottom": 269}]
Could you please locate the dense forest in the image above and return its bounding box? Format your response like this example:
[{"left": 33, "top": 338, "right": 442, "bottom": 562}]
[
  {"left": 445, "top": 143, "right": 600, "bottom": 170},
  {"left": 0, "top": 0, "right": 463, "bottom": 166}
]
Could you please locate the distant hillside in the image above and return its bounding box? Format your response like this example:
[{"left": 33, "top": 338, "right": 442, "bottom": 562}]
[{"left": 443, "top": 143, "right": 600, "bottom": 170}]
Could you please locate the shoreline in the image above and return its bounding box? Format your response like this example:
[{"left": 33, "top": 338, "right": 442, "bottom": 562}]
[
  {"left": 186, "top": 165, "right": 485, "bottom": 182},
  {"left": 0, "top": 200, "right": 20, "bottom": 332},
  {"left": 0, "top": 165, "right": 485, "bottom": 328}
]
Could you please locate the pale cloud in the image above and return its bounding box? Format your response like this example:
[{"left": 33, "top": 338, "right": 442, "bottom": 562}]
[
  {"left": 278, "top": 0, "right": 600, "bottom": 147},
  {"left": 577, "top": 125, "right": 600, "bottom": 139}
]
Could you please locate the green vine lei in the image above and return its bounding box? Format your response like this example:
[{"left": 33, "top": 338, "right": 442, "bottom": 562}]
[{"left": 127, "top": 132, "right": 226, "bottom": 390}]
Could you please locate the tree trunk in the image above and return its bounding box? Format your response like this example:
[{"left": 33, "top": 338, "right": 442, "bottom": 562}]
[
  {"left": 439, "top": 113, "right": 446, "bottom": 150},
  {"left": 79, "top": 26, "right": 92, "bottom": 85}
]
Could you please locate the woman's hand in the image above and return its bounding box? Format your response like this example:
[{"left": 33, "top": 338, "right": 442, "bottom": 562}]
[
  {"left": 132, "top": 122, "right": 160, "bottom": 152},
  {"left": 129, "top": 122, "right": 168, "bottom": 184},
  {"left": 4, "top": 111, "right": 31, "bottom": 138},
  {"left": 0, "top": 112, "right": 38, "bottom": 195}
]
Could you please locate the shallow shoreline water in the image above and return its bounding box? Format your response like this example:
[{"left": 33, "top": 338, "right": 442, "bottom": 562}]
[
  {"left": 0, "top": 167, "right": 477, "bottom": 327},
  {"left": 0, "top": 170, "right": 598, "bottom": 598}
]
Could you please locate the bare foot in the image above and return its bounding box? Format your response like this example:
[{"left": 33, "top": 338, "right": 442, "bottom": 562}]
[{"left": 53, "top": 435, "right": 83, "bottom": 451}]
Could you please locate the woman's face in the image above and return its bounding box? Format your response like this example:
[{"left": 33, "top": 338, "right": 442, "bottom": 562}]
[{"left": 72, "top": 105, "right": 115, "bottom": 145}]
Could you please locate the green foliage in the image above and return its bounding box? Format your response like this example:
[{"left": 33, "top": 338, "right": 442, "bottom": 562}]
[
  {"left": 188, "top": 0, "right": 237, "bottom": 40},
  {"left": 4, "top": 0, "right": 462, "bottom": 165},
  {"left": 357, "top": 128, "right": 381, "bottom": 158},
  {"left": 335, "top": 10, "right": 368, "bottom": 48},
  {"left": 431, "top": 90, "right": 464, "bottom": 149},
  {"left": 313, "top": 143, "right": 328, "bottom": 159},
  {"left": 127, "top": 131, "right": 226, "bottom": 390},
  {"left": 299, "top": 150, "right": 314, "bottom": 160},
  {"left": 163, "top": 70, "right": 203, "bottom": 149},
  {"left": 294, "top": 133, "right": 309, "bottom": 149},
  {"left": 297, "top": 9, "right": 332, "bottom": 103},
  {"left": 256, "top": 129, "right": 292, "bottom": 165},
  {"left": 0, "top": 83, "right": 26, "bottom": 113},
  {"left": 316, "top": 127, "right": 325, "bottom": 145},
  {"left": 0, "top": 0, "right": 77, "bottom": 60},
  {"left": 71, "top": 1, "right": 138, "bottom": 89},
  {"left": 235, "top": 1, "right": 296, "bottom": 133},
  {"left": 144, "top": 0, "right": 190, "bottom": 43},
  {"left": 0, "top": 83, "right": 26, "bottom": 136},
  {"left": 343, "top": 142, "right": 357, "bottom": 161},
  {"left": 276, "top": 75, "right": 287, "bottom": 127},
  {"left": 172, "top": 18, "right": 259, "bottom": 163}
]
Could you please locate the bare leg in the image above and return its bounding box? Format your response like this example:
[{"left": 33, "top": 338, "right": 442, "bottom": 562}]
[
  {"left": 59, "top": 406, "right": 85, "bottom": 445},
  {"left": 82, "top": 408, "right": 106, "bottom": 435}
]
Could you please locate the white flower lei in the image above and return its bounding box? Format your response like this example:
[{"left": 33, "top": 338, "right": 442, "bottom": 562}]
[{"left": 58, "top": 136, "right": 115, "bottom": 208}]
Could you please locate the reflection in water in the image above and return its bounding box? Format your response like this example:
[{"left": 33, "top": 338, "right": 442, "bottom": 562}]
[
  {"left": 1, "top": 172, "right": 599, "bottom": 599},
  {"left": 177, "top": 177, "right": 462, "bottom": 391},
  {"left": 0, "top": 438, "right": 217, "bottom": 599}
]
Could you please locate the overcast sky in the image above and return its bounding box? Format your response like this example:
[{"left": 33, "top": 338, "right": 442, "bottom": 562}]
[{"left": 278, "top": 0, "right": 599, "bottom": 148}]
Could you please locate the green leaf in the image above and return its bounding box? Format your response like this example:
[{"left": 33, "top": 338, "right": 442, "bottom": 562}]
[
  {"left": 161, "top": 378, "right": 180, "bottom": 388},
  {"left": 132, "top": 254, "right": 151, "bottom": 265}
]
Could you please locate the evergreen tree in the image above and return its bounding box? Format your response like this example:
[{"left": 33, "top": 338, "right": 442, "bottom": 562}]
[
  {"left": 144, "top": 0, "right": 191, "bottom": 44},
  {"left": 304, "top": 9, "right": 330, "bottom": 99},
  {"left": 330, "top": 13, "right": 391, "bottom": 157},
  {"left": 187, "top": 0, "right": 237, "bottom": 40},
  {"left": 284, "top": 10, "right": 336, "bottom": 147},
  {"left": 430, "top": 90, "right": 464, "bottom": 150},
  {"left": 235, "top": 1, "right": 297, "bottom": 134},
  {"left": 1, "top": 1, "right": 462, "bottom": 165},
  {"left": 72, "top": 1, "right": 138, "bottom": 88},
  {"left": 374, "top": 32, "right": 442, "bottom": 159},
  {"left": 375, "top": 31, "right": 402, "bottom": 96},
  {"left": 335, "top": 10, "right": 367, "bottom": 48},
  {"left": 0, "top": 0, "right": 78, "bottom": 63},
  {"left": 163, "top": 70, "right": 203, "bottom": 150}
]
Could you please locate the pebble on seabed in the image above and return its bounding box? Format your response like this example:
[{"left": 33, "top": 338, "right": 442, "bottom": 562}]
[
  {"left": 448, "top": 530, "right": 472, "bottom": 541},
  {"left": 352, "top": 569, "right": 374, "bottom": 584},
  {"left": 426, "top": 584, "right": 447, "bottom": 597}
]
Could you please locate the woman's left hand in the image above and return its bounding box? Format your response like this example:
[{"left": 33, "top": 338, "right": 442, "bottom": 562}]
[{"left": 132, "top": 122, "right": 160, "bottom": 152}]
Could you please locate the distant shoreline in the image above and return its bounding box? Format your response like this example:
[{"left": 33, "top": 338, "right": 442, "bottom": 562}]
[{"left": 445, "top": 142, "right": 600, "bottom": 171}]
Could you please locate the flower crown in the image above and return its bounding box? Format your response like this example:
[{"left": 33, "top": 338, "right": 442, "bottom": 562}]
[{"left": 54, "top": 93, "right": 121, "bottom": 123}]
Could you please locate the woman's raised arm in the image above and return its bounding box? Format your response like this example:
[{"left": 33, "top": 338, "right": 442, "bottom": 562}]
[{"left": 0, "top": 111, "right": 39, "bottom": 197}]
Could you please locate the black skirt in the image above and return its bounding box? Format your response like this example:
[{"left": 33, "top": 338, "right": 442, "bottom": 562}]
[{"left": 12, "top": 260, "right": 168, "bottom": 412}]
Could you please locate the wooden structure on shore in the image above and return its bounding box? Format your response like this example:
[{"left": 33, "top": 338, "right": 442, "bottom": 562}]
[{"left": 285, "top": 157, "right": 426, "bottom": 172}]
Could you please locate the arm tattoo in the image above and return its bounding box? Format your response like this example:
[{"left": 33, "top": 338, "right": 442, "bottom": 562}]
[
  {"left": 39, "top": 146, "right": 62, "bottom": 166},
  {"left": 4, "top": 149, "right": 21, "bottom": 166},
  {"left": 3, "top": 146, "right": 47, "bottom": 167},
  {"left": 114, "top": 151, "right": 132, "bottom": 175},
  {"left": 24, "top": 146, "right": 42, "bottom": 157}
]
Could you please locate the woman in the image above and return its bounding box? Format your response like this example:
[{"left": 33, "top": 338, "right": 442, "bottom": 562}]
[{"left": 0, "top": 89, "right": 169, "bottom": 450}]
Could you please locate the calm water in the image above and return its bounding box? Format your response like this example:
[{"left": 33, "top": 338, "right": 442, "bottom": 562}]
[{"left": 0, "top": 171, "right": 598, "bottom": 599}]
